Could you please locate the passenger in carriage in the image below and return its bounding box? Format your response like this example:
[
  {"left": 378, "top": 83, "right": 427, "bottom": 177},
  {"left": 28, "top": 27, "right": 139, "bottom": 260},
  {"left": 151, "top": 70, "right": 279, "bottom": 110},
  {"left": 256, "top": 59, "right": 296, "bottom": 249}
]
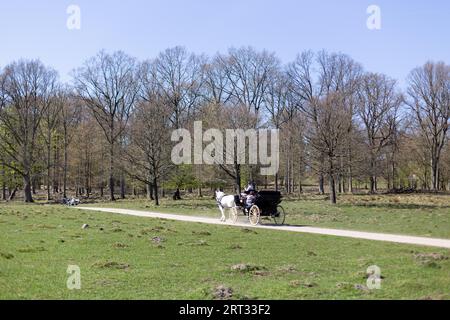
[
  {"left": 241, "top": 181, "right": 257, "bottom": 210},
  {"left": 245, "top": 190, "right": 257, "bottom": 209}
]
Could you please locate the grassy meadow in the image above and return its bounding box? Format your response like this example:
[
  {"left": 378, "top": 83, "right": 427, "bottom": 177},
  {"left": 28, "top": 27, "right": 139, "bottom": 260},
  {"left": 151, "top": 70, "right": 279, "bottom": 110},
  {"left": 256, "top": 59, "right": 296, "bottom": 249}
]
[
  {"left": 0, "top": 193, "right": 450, "bottom": 299},
  {"left": 90, "top": 193, "right": 450, "bottom": 238}
]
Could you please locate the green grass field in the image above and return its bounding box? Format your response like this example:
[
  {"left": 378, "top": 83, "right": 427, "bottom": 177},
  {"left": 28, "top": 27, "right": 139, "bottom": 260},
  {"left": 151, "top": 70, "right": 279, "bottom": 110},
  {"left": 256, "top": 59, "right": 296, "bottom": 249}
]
[
  {"left": 90, "top": 193, "right": 450, "bottom": 238},
  {"left": 1, "top": 194, "right": 450, "bottom": 300}
]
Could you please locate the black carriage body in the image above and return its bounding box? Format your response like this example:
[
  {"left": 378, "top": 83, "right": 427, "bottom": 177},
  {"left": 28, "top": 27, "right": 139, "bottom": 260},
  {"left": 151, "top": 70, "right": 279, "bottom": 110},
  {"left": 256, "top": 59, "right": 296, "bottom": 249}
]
[{"left": 254, "top": 191, "right": 282, "bottom": 216}]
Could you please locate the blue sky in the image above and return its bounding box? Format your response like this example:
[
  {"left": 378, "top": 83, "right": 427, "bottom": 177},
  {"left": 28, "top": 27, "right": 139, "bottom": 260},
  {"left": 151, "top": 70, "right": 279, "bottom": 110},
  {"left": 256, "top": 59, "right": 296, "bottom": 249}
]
[{"left": 0, "top": 0, "right": 449, "bottom": 87}]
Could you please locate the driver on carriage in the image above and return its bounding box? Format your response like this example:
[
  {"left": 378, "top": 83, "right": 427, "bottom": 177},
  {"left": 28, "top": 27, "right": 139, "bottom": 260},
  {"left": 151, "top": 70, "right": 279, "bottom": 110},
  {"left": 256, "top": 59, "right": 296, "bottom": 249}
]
[{"left": 241, "top": 181, "right": 257, "bottom": 210}]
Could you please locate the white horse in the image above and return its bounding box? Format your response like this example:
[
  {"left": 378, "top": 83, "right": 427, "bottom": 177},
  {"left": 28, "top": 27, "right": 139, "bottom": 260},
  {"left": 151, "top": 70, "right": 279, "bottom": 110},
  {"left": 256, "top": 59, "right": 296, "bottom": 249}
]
[{"left": 215, "top": 190, "right": 238, "bottom": 222}]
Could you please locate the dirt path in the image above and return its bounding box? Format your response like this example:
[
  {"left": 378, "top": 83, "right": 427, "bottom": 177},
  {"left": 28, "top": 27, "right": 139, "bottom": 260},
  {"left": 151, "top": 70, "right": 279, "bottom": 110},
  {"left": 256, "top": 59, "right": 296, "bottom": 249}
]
[{"left": 76, "top": 207, "right": 450, "bottom": 249}]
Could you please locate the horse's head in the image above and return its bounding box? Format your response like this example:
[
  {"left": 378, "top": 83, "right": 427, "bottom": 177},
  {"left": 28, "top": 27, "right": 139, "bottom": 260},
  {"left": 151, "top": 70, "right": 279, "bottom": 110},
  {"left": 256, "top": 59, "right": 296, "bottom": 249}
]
[{"left": 215, "top": 190, "right": 225, "bottom": 202}]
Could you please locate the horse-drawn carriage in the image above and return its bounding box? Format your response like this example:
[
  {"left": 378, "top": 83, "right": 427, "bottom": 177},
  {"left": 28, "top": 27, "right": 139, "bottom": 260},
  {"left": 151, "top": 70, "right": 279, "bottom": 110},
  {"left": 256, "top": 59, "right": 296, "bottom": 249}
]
[{"left": 230, "top": 190, "right": 286, "bottom": 226}]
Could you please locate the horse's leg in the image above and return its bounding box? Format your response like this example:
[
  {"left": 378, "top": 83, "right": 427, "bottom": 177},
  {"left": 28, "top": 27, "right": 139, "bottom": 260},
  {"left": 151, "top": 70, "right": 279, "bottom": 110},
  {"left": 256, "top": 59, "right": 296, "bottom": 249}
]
[
  {"left": 218, "top": 205, "right": 226, "bottom": 222},
  {"left": 230, "top": 205, "right": 238, "bottom": 223}
]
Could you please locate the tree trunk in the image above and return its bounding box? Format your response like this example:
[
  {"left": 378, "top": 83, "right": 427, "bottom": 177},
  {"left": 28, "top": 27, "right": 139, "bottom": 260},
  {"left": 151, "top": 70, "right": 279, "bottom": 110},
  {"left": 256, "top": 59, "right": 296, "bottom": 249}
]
[
  {"left": 298, "top": 170, "right": 303, "bottom": 195},
  {"left": 391, "top": 158, "right": 396, "bottom": 190},
  {"left": 108, "top": 118, "right": 116, "bottom": 201},
  {"left": 319, "top": 174, "right": 325, "bottom": 194},
  {"left": 431, "top": 156, "right": 439, "bottom": 191},
  {"left": 369, "top": 176, "right": 376, "bottom": 194},
  {"left": 369, "top": 157, "right": 376, "bottom": 194},
  {"left": 23, "top": 174, "right": 33, "bottom": 203},
  {"left": 329, "top": 174, "right": 336, "bottom": 204},
  {"left": 338, "top": 155, "right": 343, "bottom": 194},
  {"left": 53, "top": 144, "right": 59, "bottom": 194},
  {"left": 85, "top": 155, "right": 90, "bottom": 198},
  {"left": 285, "top": 157, "right": 290, "bottom": 193},
  {"left": 290, "top": 158, "right": 295, "bottom": 193},
  {"left": 235, "top": 163, "right": 241, "bottom": 194},
  {"left": 46, "top": 129, "right": 52, "bottom": 201},
  {"left": 347, "top": 173, "right": 353, "bottom": 193},
  {"left": 147, "top": 182, "right": 154, "bottom": 200},
  {"left": 120, "top": 172, "right": 126, "bottom": 199},
  {"left": 32, "top": 177, "right": 37, "bottom": 195},
  {"left": 1, "top": 164, "right": 6, "bottom": 201},
  {"left": 347, "top": 144, "right": 353, "bottom": 193},
  {"left": 8, "top": 186, "right": 18, "bottom": 201},
  {"left": 109, "top": 141, "right": 115, "bottom": 201},
  {"left": 63, "top": 131, "right": 68, "bottom": 198},
  {"left": 153, "top": 176, "right": 159, "bottom": 206},
  {"left": 328, "top": 157, "right": 337, "bottom": 204}
]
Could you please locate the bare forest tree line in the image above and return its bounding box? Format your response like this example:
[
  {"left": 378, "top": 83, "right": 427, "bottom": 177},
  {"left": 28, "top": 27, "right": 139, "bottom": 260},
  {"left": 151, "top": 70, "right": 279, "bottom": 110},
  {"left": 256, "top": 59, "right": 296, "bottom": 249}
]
[{"left": 0, "top": 47, "right": 449, "bottom": 205}]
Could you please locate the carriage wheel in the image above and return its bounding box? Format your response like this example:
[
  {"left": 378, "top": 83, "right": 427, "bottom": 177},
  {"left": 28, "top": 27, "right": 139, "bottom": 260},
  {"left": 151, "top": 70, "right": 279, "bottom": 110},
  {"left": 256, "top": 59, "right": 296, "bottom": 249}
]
[
  {"left": 229, "top": 207, "right": 238, "bottom": 224},
  {"left": 248, "top": 205, "right": 260, "bottom": 226},
  {"left": 273, "top": 205, "right": 286, "bottom": 225}
]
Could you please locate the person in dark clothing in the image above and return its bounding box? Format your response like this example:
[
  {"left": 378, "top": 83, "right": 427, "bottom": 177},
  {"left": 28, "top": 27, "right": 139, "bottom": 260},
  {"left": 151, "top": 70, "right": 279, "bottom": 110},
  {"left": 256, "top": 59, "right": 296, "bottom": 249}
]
[
  {"left": 172, "top": 188, "right": 181, "bottom": 200},
  {"left": 241, "top": 181, "right": 257, "bottom": 210}
]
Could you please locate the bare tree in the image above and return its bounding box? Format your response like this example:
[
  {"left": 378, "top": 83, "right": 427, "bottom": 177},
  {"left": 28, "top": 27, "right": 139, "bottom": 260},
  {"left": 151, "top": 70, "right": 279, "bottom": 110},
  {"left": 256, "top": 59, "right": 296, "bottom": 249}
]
[
  {"left": 126, "top": 101, "right": 172, "bottom": 205},
  {"left": 73, "top": 51, "right": 139, "bottom": 200},
  {"left": 201, "top": 102, "right": 259, "bottom": 194},
  {"left": 264, "top": 71, "right": 295, "bottom": 190},
  {"left": 126, "top": 65, "right": 173, "bottom": 207},
  {"left": 152, "top": 47, "right": 205, "bottom": 129},
  {"left": 58, "top": 89, "right": 81, "bottom": 198},
  {"left": 0, "top": 161, "right": 5, "bottom": 200},
  {"left": 288, "top": 51, "right": 361, "bottom": 203},
  {"left": 217, "top": 47, "right": 280, "bottom": 114},
  {"left": 203, "top": 47, "right": 280, "bottom": 188},
  {"left": 0, "top": 60, "right": 58, "bottom": 202},
  {"left": 204, "top": 55, "right": 233, "bottom": 106},
  {"left": 356, "top": 73, "right": 402, "bottom": 193},
  {"left": 41, "top": 85, "right": 61, "bottom": 200},
  {"left": 407, "top": 62, "right": 450, "bottom": 191}
]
